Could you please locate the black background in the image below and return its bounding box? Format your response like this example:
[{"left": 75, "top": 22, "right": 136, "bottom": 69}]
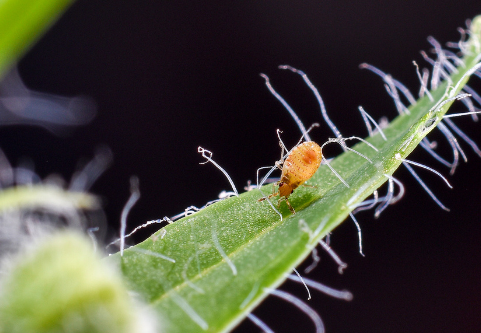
[{"left": 3, "top": 1, "right": 481, "bottom": 332}]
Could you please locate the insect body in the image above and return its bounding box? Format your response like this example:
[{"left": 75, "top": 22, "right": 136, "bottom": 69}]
[{"left": 259, "top": 141, "right": 322, "bottom": 214}]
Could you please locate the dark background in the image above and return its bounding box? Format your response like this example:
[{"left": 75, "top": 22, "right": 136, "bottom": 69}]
[{"left": 3, "top": 1, "right": 481, "bottom": 332}]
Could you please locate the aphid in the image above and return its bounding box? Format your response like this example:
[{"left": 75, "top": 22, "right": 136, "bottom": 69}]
[{"left": 259, "top": 140, "right": 322, "bottom": 214}]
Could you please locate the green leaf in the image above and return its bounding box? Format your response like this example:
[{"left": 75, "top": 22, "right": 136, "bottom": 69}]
[
  {"left": 111, "top": 17, "right": 481, "bottom": 333},
  {"left": 0, "top": 0, "right": 74, "bottom": 79}
]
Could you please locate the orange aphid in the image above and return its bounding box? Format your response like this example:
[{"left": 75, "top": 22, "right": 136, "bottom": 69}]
[{"left": 259, "top": 141, "right": 322, "bottom": 214}]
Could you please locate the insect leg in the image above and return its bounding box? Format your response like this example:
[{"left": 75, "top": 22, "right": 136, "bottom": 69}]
[{"left": 283, "top": 198, "right": 296, "bottom": 215}]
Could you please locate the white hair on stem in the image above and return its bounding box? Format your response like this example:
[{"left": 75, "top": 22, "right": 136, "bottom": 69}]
[
  {"left": 463, "top": 85, "right": 481, "bottom": 106},
  {"left": 107, "top": 217, "right": 171, "bottom": 249},
  {"left": 69, "top": 146, "right": 113, "bottom": 192},
  {"left": 298, "top": 220, "right": 347, "bottom": 274},
  {"left": 430, "top": 93, "right": 471, "bottom": 119},
  {"left": 182, "top": 254, "right": 205, "bottom": 294},
  {"left": 265, "top": 288, "right": 325, "bottom": 333},
  {"left": 419, "top": 138, "right": 453, "bottom": 168},
  {"left": 413, "top": 61, "right": 434, "bottom": 101},
  {"left": 374, "top": 177, "right": 394, "bottom": 218},
  {"left": 437, "top": 122, "right": 467, "bottom": 174},
  {"left": 349, "top": 213, "right": 365, "bottom": 256},
  {"left": 198, "top": 146, "right": 238, "bottom": 197},
  {"left": 449, "top": 62, "right": 481, "bottom": 98},
  {"left": 396, "top": 154, "right": 452, "bottom": 188},
  {"left": 419, "top": 51, "right": 453, "bottom": 88},
  {"left": 120, "top": 176, "right": 141, "bottom": 256},
  {"left": 304, "top": 247, "right": 320, "bottom": 274},
  {"left": 128, "top": 247, "right": 175, "bottom": 263},
  {"left": 442, "top": 49, "right": 466, "bottom": 68},
  {"left": 446, "top": 26, "right": 469, "bottom": 54},
  {"left": 322, "top": 158, "right": 349, "bottom": 188},
  {"left": 443, "top": 110, "right": 481, "bottom": 119},
  {"left": 428, "top": 36, "right": 459, "bottom": 74},
  {"left": 353, "top": 190, "right": 379, "bottom": 214},
  {"left": 13, "top": 164, "right": 40, "bottom": 185},
  {"left": 211, "top": 220, "right": 237, "bottom": 276},
  {"left": 354, "top": 183, "right": 404, "bottom": 215},
  {"left": 278, "top": 65, "right": 344, "bottom": 143},
  {"left": 239, "top": 281, "right": 261, "bottom": 309},
  {"left": 319, "top": 239, "right": 348, "bottom": 274},
  {"left": 401, "top": 160, "right": 450, "bottom": 211},
  {"left": 359, "top": 63, "right": 416, "bottom": 112},
  {"left": 461, "top": 85, "right": 481, "bottom": 120},
  {"left": 247, "top": 314, "right": 274, "bottom": 333},
  {"left": 293, "top": 268, "right": 311, "bottom": 300},
  {"left": 386, "top": 174, "right": 406, "bottom": 205},
  {"left": 260, "top": 73, "right": 311, "bottom": 142},
  {"left": 321, "top": 136, "right": 378, "bottom": 164},
  {"left": 169, "top": 289, "right": 208, "bottom": 330},
  {"left": 384, "top": 82, "right": 410, "bottom": 115},
  {"left": 87, "top": 227, "right": 99, "bottom": 253},
  {"left": 358, "top": 106, "right": 387, "bottom": 141},
  {"left": 443, "top": 118, "right": 481, "bottom": 156},
  {"left": 287, "top": 275, "right": 353, "bottom": 301},
  {"left": 0, "top": 147, "right": 14, "bottom": 187},
  {"left": 458, "top": 95, "right": 478, "bottom": 121},
  {"left": 169, "top": 206, "right": 201, "bottom": 222}
]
